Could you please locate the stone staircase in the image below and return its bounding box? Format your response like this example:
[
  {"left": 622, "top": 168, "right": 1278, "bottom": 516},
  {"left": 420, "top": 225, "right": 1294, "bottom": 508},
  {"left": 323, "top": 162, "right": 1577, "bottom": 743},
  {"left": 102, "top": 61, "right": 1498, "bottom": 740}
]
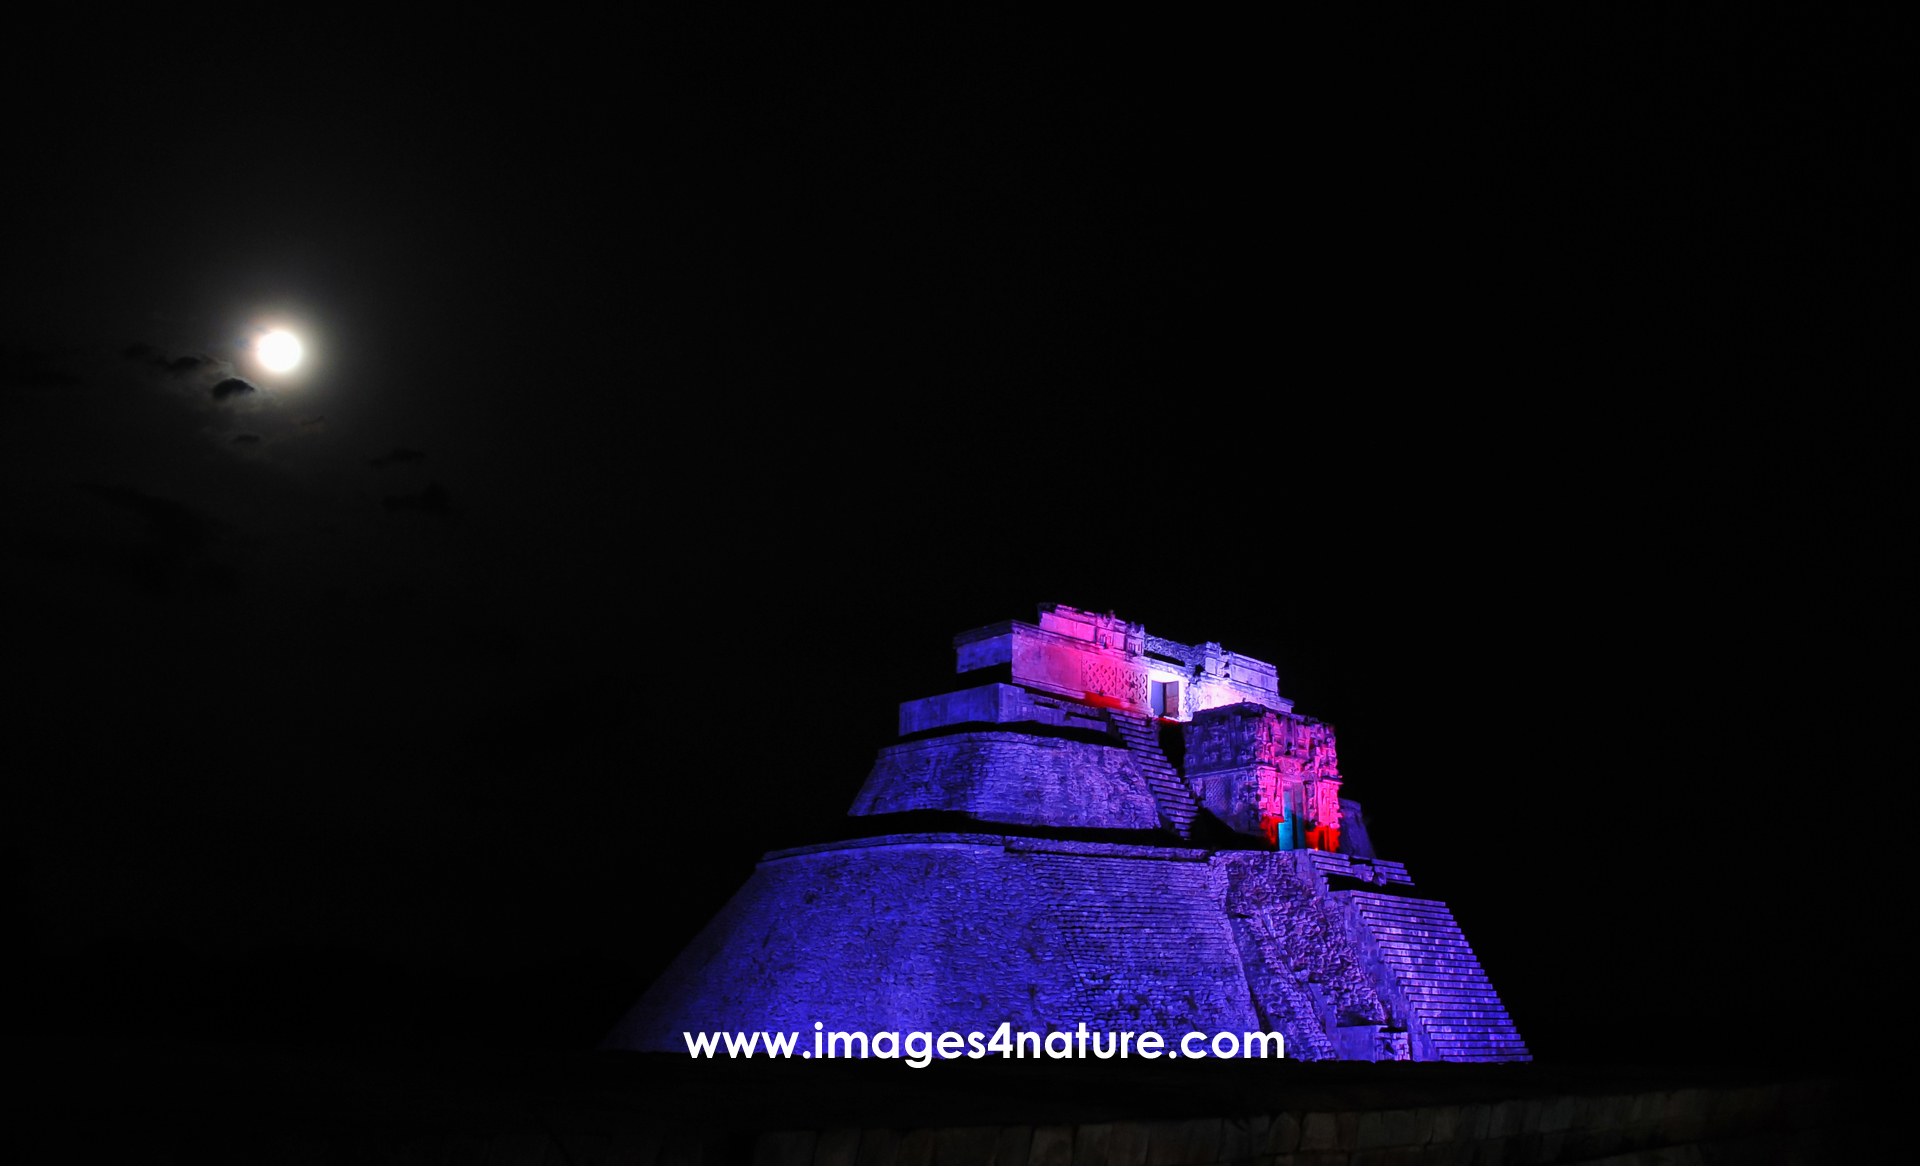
[
  {"left": 1109, "top": 711, "right": 1202, "bottom": 837},
  {"left": 1332, "top": 890, "right": 1532, "bottom": 1062}
]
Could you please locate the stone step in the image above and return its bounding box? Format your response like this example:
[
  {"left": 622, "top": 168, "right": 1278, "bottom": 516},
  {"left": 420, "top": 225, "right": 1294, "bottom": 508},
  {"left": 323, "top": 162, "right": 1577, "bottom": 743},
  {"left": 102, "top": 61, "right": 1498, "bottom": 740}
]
[
  {"left": 1431, "top": 1038, "right": 1529, "bottom": 1050},
  {"left": 1341, "top": 893, "right": 1529, "bottom": 1064},
  {"left": 1359, "top": 907, "right": 1466, "bottom": 921},
  {"left": 1375, "top": 942, "right": 1484, "bottom": 958},
  {"left": 1379, "top": 954, "right": 1491, "bottom": 971},
  {"left": 1109, "top": 711, "right": 1199, "bottom": 836},
  {"left": 1364, "top": 918, "right": 1471, "bottom": 934},
  {"left": 1401, "top": 992, "right": 1509, "bottom": 1005},
  {"left": 1421, "top": 1016, "right": 1522, "bottom": 1027},
  {"left": 1348, "top": 898, "right": 1453, "bottom": 913},
  {"left": 1379, "top": 949, "right": 1485, "bottom": 965},
  {"left": 1357, "top": 913, "right": 1470, "bottom": 931},
  {"left": 1370, "top": 931, "right": 1475, "bottom": 945},
  {"left": 1436, "top": 1037, "right": 1536, "bottom": 1052}
]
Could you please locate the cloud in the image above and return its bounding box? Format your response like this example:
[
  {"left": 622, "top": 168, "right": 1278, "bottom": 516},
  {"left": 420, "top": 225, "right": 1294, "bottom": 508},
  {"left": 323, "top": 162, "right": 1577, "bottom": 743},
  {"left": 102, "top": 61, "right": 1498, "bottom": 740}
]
[
  {"left": 122, "top": 344, "right": 215, "bottom": 377},
  {"left": 366, "top": 447, "right": 427, "bottom": 468},
  {"left": 232, "top": 433, "right": 262, "bottom": 444},
  {"left": 383, "top": 483, "right": 458, "bottom": 518},
  {"left": 211, "top": 377, "right": 256, "bottom": 401},
  {"left": 296, "top": 415, "right": 326, "bottom": 430}
]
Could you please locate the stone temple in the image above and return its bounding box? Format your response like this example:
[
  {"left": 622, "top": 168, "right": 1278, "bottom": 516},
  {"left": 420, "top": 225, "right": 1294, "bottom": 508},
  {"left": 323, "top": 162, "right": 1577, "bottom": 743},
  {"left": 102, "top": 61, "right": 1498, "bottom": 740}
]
[{"left": 606, "top": 604, "right": 1529, "bottom": 1062}]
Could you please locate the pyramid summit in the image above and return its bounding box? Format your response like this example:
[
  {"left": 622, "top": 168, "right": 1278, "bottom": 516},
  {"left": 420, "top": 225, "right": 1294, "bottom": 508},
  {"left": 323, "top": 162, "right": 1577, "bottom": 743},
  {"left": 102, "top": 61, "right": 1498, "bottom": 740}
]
[{"left": 606, "top": 603, "right": 1529, "bottom": 1062}]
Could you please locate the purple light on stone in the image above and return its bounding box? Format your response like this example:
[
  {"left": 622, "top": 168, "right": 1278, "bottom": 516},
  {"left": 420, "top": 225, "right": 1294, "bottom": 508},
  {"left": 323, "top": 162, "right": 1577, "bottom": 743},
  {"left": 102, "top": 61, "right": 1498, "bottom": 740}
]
[{"left": 604, "top": 604, "right": 1529, "bottom": 1062}]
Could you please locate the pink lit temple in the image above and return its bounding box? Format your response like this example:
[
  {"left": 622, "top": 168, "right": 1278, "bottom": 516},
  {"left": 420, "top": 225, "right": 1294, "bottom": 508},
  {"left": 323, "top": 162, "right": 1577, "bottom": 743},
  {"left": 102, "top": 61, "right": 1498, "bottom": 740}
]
[{"left": 607, "top": 604, "right": 1529, "bottom": 1062}]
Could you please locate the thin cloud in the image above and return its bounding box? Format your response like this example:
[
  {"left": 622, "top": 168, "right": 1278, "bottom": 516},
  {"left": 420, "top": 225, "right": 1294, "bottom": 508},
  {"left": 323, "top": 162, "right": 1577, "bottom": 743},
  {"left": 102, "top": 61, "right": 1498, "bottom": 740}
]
[
  {"left": 366, "top": 448, "right": 427, "bottom": 468},
  {"left": 122, "top": 344, "right": 215, "bottom": 377},
  {"left": 211, "top": 377, "right": 256, "bottom": 401}
]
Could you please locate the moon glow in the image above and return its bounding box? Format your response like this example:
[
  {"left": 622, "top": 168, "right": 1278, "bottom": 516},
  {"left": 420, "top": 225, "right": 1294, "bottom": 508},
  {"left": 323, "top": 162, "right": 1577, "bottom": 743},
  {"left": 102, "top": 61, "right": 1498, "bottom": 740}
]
[{"left": 258, "top": 330, "right": 303, "bottom": 372}]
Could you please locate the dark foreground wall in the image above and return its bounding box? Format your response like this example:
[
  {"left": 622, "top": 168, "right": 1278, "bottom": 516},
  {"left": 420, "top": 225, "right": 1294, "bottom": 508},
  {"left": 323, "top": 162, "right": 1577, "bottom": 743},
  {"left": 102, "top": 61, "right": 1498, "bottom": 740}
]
[
  {"left": 25, "top": 1045, "right": 1877, "bottom": 1165},
  {"left": 735, "top": 1085, "right": 1839, "bottom": 1166}
]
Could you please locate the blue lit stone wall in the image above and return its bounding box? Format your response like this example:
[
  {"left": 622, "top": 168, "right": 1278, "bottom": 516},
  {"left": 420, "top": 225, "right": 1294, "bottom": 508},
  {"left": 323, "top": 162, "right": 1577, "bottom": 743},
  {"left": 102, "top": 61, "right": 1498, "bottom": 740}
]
[
  {"left": 604, "top": 836, "right": 1258, "bottom": 1052},
  {"left": 850, "top": 733, "right": 1161, "bottom": 830},
  {"left": 607, "top": 836, "right": 1529, "bottom": 1062}
]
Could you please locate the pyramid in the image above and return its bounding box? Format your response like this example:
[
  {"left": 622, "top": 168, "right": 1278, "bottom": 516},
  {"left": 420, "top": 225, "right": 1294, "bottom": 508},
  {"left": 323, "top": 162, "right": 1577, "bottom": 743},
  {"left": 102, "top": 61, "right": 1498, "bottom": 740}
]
[{"left": 605, "top": 604, "right": 1528, "bottom": 1062}]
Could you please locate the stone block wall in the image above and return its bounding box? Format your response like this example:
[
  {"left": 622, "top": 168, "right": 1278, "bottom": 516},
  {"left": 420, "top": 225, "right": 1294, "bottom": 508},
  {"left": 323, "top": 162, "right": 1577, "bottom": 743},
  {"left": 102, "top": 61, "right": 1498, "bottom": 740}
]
[
  {"left": 899, "top": 684, "right": 1111, "bottom": 737},
  {"left": 851, "top": 733, "right": 1162, "bottom": 831},
  {"left": 603, "top": 836, "right": 1261, "bottom": 1051},
  {"left": 725, "top": 1083, "right": 1840, "bottom": 1166},
  {"left": 605, "top": 837, "right": 1527, "bottom": 1065}
]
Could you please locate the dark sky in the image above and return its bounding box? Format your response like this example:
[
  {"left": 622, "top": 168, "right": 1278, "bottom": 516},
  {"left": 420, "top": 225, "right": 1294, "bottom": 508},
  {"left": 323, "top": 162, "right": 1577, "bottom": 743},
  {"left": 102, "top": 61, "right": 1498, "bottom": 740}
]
[{"left": 3, "top": 15, "right": 1900, "bottom": 1066}]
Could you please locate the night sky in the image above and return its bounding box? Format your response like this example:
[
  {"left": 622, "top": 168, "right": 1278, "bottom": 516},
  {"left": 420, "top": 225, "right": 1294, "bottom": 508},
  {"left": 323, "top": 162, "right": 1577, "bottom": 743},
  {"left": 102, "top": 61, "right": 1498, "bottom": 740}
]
[{"left": 4, "top": 15, "right": 1898, "bottom": 1071}]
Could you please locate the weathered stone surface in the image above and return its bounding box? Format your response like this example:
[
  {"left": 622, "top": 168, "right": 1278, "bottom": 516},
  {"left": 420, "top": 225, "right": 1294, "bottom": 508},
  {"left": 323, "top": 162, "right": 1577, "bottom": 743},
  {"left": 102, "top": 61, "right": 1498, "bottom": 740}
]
[
  {"left": 474, "top": 1081, "right": 1832, "bottom": 1166},
  {"left": 993, "top": 1127, "right": 1033, "bottom": 1166},
  {"left": 1180, "top": 1118, "right": 1222, "bottom": 1164},
  {"left": 1028, "top": 1126, "right": 1073, "bottom": 1166},
  {"left": 1216, "top": 851, "right": 1385, "bottom": 1061},
  {"left": 756, "top": 1131, "right": 817, "bottom": 1166},
  {"left": 933, "top": 1127, "right": 1000, "bottom": 1166},
  {"left": 1218, "top": 1115, "right": 1261, "bottom": 1164},
  {"left": 1143, "top": 1121, "right": 1188, "bottom": 1166},
  {"left": 854, "top": 732, "right": 1161, "bottom": 831},
  {"left": 816, "top": 1128, "right": 862, "bottom": 1166},
  {"left": 1355, "top": 1109, "right": 1420, "bottom": 1149},
  {"left": 898, "top": 684, "right": 1110, "bottom": 737},
  {"left": 898, "top": 1129, "right": 934, "bottom": 1166},
  {"left": 607, "top": 836, "right": 1259, "bottom": 1047},
  {"left": 1106, "top": 1123, "right": 1148, "bottom": 1166},
  {"left": 1074, "top": 1123, "right": 1112, "bottom": 1166},
  {"left": 856, "top": 1128, "right": 902, "bottom": 1166},
  {"left": 1267, "top": 1114, "right": 1302, "bottom": 1154},
  {"left": 1298, "top": 1114, "right": 1339, "bottom": 1152}
]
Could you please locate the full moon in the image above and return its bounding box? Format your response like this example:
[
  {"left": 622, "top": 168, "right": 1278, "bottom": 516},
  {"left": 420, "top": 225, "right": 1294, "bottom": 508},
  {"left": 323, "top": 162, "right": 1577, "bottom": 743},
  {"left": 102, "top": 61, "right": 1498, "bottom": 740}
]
[{"left": 258, "top": 330, "right": 303, "bottom": 372}]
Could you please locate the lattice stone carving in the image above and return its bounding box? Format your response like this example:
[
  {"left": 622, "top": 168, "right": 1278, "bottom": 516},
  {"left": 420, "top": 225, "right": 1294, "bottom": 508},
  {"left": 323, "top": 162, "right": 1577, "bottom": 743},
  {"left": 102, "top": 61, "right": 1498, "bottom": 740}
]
[{"left": 1081, "top": 656, "right": 1147, "bottom": 706}]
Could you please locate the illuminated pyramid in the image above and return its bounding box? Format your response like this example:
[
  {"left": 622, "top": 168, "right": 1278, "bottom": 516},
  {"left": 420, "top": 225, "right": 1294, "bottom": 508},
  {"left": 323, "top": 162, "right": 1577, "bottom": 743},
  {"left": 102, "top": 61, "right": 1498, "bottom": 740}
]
[{"left": 606, "top": 604, "right": 1528, "bottom": 1062}]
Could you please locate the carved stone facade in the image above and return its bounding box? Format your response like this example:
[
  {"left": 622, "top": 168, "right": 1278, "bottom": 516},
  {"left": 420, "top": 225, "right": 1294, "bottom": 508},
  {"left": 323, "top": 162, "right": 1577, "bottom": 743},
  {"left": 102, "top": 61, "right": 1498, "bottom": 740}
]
[
  {"left": 956, "top": 604, "right": 1291, "bottom": 721},
  {"left": 1183, "top": 703, "right": 1343, "bottom": 848}
]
